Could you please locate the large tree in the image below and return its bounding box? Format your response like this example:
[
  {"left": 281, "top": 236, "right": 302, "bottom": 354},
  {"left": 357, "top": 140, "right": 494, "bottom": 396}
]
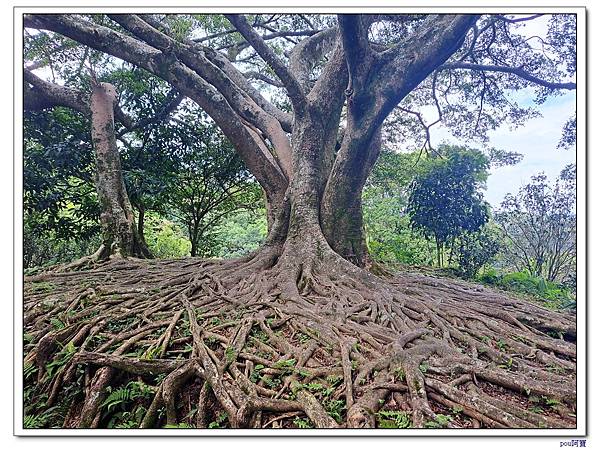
[{"left": 23, "top": 13, "right": 578, "bottom": 430}]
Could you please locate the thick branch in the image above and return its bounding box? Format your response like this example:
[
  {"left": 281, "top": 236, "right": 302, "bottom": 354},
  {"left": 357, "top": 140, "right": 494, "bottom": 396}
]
[
  {"left": 109, "top": 14, "right": 293, "bottom": 179},
  {"left": 337, "top": 15, "right": 372, "bottom": 90},
  {"left": 24, "top": 68, "right": 90, "bottom": 115},
  {"left": 27, "top": 14, "right": 289, "bottom": 200},
  {"left": 289, "top": 27, "right": 338, "bottom": 92}
]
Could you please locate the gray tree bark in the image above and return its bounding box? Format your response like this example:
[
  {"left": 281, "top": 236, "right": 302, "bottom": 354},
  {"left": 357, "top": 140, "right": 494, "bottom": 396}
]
[{"left": 90, "top": 83, "right": 151, "bottom": 259}]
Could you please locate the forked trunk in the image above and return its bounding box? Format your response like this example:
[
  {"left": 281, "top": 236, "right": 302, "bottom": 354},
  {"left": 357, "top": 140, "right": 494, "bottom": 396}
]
[{"left": 90, "top": 83, "right": 151, "bottom": 259}]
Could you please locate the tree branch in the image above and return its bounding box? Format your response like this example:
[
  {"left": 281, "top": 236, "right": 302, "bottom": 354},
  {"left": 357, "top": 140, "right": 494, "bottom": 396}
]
[
  {"left": 440, "top": 62, "right": 576, "bottom": 90},
  {"left": 24, "top": 68, "right": 90, "bottom": 115},
  {"left": 243, "top": 71, "right": 284, "bottom": 88},
  {"left": 337, "top": 14, "right": 372, "bottom": 91},
  {"left": 110, "top": 14, "right": 293, "bottom": 178},
  {"left": 289, "top": 27, "right": 338, "bottom": 92},
  {"left": 225, "top": 14, "right": 306, "bottom": 112},
  {"left": 26, "top": 14, "right": 289, "bottom": 200}
]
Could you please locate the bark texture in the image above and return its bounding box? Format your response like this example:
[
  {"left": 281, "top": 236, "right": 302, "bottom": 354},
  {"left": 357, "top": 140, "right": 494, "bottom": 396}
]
[{"left": 90, "top": 83, "right": 150, "bottom": 259}]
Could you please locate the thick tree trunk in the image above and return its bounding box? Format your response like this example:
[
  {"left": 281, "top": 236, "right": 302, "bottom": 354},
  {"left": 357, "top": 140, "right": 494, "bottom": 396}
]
[
  {"left": 90, "top": 83, "right": 151, "bottom": 259},
  {"left": 321, "top": 128, "right": 382, "bottom": 267}
]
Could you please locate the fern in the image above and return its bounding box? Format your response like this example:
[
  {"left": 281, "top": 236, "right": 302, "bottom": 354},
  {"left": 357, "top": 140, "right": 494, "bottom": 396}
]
[
  {"left": 24, "top": 414, "right": 46, "bottom": 428},
  {"left": 50, "top": 318, "right": 65, "bottom": 330},
  {"left": 164, "top": 422, "right": 193, "bottom": 428},
  {"left": 102, "top": 387, "right": 135, "bottom": 412},
  {"left": 376, "top": 410, "right": 411, "bottom": 429},
  {"left": 101, "top": 381, "right": 154, "bottom": 412},
  {"left": 24, "top": 362, "right": 37, "bottom": 380},
  {"left": 45, "top": 341, "right": 77, "bottom": 379},
  {"left": 23, "top": 406, "right": 60, "bottom": 428}
]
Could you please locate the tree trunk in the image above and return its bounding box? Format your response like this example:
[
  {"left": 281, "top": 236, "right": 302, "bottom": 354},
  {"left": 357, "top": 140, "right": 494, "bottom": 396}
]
[
  {"left": 320, "top": 128, "right": 382, "bottom": 267},
  {"left": 90, "top": 82, "right": 151, "bottom": 259},
  {"left": 190, "top": 223, "right": 199, "bottom": 257},
  {"left": 137, "top": 203, "right": 145, "bottom": 237}
]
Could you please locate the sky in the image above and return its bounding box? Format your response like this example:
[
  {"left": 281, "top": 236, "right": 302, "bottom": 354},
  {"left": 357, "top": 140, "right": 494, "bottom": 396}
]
[
  {"left": 429, "top": 90, "right": 576, "bottom": 207},
  {"left": 430, "top": 14, "right": 576, "bottom": 208}
]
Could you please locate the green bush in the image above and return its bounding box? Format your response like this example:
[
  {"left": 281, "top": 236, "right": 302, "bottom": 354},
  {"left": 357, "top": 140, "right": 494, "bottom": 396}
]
[
  {"left": 500, "top": 271, "right": 545, "bottom": 295},
  {"left": 143, "top": 214, "right": 191, "bottom": 258},
  {"left": 454, "top": 226, "right": 501, "bottom": 279},
  {"left": 477, "top": 267, "right": 501, "bottom": 285},
  {"left": 477, "top": 270, "right": 574, "bottom": 309},
  {"left": 212, "top": 210, "right": 267, "bottom": 258},
  {"left": 24, "top": 224, "right": 101, "bottom": 270}
]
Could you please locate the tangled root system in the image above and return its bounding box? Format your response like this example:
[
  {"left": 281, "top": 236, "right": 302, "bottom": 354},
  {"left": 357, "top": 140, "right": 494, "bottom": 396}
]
[{"left": 23, "top": 250, "right": 576, "bottom": 430}]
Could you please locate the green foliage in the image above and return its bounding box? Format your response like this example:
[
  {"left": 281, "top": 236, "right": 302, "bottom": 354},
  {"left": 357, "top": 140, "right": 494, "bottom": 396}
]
[
  {"left": 24, "top": 219, "right": 102, "bottom": 270},
  {"left": 477, "top": 269, "right": 574, "bottom": 309},
  {"left": 249, "top": 364, "right": 265, "bottom": 383},
  {"left": 273, "top": 358, "right": 296, "bottom": 372},
  {"left": 208, "top": 412, "right": 229, "bottom": 428},
  {"left": 393, "top": 367, "right": 406, "bottom": 381},
  {"left": 107, "top": 406, "right": 148, "bottom": 429},
  {"left": 23, "top": 106, "right": 102, "bottom": 268},
  {"left": 30, "top": 281, "right": 55, "bottom": 293},
  {"left": 363, "top": 149, "right": 437, "bottom": 266},
  {"left": 143, "top": 213, "right": 191, "bottom": 258},
  {"left": 324, "top": 399, "right": 346, "bottom": 424},
  {"left": 495, "top": 165, "right": 576, "bottom": 284},
  {"left": 407, "top": 146, "right": 491, "bottom": 267},
  {"left": 376, "top": 410, "right": 411, "bottom": 428},
  {"left": 23, "top": 407, "right": 61, "bottom": 429},
  {"left": 164, "top": 422, "right": 194, "bottom": 428},
  {"left": 292, "top": 378, "right": 345, "bottom": 423},
  {"left": 50, "top": 318, "right": 65, "bottom": 330},
  {"left": 225, "top": 346, "right": 236, "bottom": 363},
  {"left": 454, "top": 224, "right": 502, "bottom": 278},
  {"left": 451, "top": 405, "right": 464, "bottom": 415},
  {"left": 24, "top": 362, "right": 37, "bottom": 381},
  {"left": 101, "top": 381, "right": 154, "bottom": 413},
  {"left": 425, "top": 414, "right": 453, "bottom": 428},
  {"left": 45, "top": 341, "right": 77, "bottom": 379},
  {"left": 212, "top": 209, "right": 267, "bottom": 258},
  {"left": 293, "top": 416, "right": 313, "bottom": 428}
]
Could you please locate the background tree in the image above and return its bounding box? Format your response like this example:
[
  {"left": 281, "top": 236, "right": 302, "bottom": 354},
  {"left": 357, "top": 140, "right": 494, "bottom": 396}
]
[
  {"left": 495, "top": 164, "right": 576, "bottom": 283},
  {"left": 23, "top": 108, "right": 100, "bottom": 268},
  {"left": 163, "top": 116, "right": 263, "bottom": 257},
  {"left": 453, "top": 224, "right": 502, "bottom": 279},
  {"left": 362, "top": 148, "right": 437, "bottom": 266},
  {"left": 24, "top": 68, "right": 154, "bottom": 260},
  {"left": 407, "top": 146, "right": 491, "bottom": 267}
]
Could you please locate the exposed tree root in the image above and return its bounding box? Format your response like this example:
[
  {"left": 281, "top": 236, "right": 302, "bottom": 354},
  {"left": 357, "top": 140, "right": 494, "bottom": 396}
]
[{"left": 23, "top": 250, "right": 576, "bottom": 429}]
